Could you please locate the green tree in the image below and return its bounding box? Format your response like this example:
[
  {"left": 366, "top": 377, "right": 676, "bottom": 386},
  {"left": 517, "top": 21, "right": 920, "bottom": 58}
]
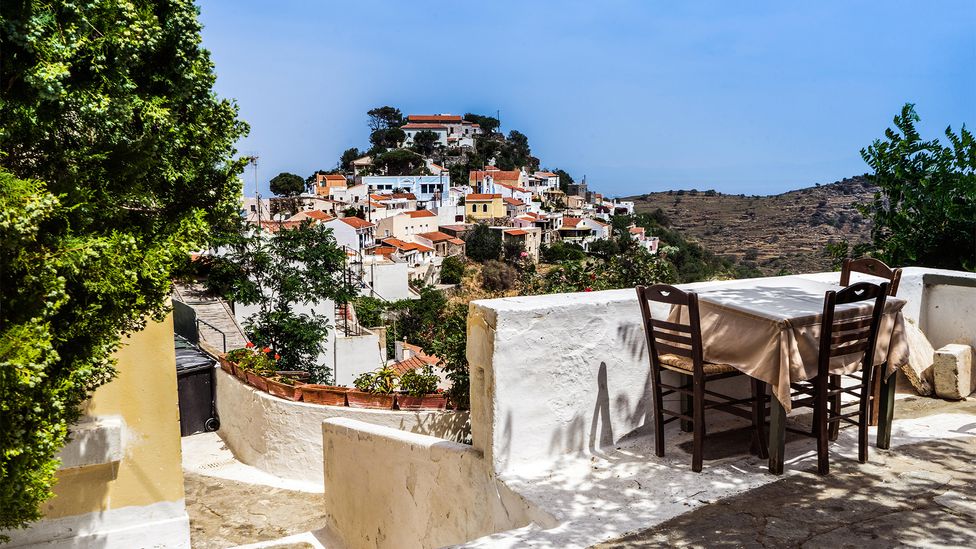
[
  {"left": 369, "top": 127, "right": 406, "bottom": 151},
  {"left": 205, "top": 222, "right": 355, "bottom": 381},
  {"left": 270, "top": 172, "right": 306, "bottom": 196},
  {"left": 338, "top": 147, "right": 363, "bottom": 172},
  {"left": 503, "top": 239, "right": 526, "bottom": 263},
  {"left": 552, "top": 168, "right": 574, "bottom": 191},
  {"left": 0, "top": 0, "right": 247, "bottom": 536},
  {"left": 367, "top": 106, "right": 404, "bottom": 132},
  {"left": 371, "top": 149, "right": 426, "bottom": 176},
  {"left": 412, "top": 130, "right": 441, "bottom": 157},
  {"left": 860, "top": 104, "right": 976, "bottom": 270},
  {"left": 463, "top": 113, "right": 500, "bottom": 134},
  {"left": 587, "top": 238, "right": 620, "bottom": 259},
  {"left": 440, "top": 256, "right": 465, "bottom": 285},
  {"left": 465, "top": 224, "right": 502, "bottom": 262}
]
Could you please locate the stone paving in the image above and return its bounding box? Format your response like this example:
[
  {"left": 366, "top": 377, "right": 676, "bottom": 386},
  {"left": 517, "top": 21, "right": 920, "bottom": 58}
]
[{"left": 599, "top": 400, "right": 976, "bottom": 548}]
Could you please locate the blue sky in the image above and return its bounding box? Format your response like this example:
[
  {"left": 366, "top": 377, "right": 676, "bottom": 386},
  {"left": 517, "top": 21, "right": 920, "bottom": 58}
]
[{"left": 198, "top": 1, "right": 975, "bottom": 197}]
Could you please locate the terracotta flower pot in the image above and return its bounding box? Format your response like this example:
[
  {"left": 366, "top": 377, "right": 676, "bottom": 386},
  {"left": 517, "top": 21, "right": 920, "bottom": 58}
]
[
  {"left": 218, "top": 355, "right": 236, "bottom": 375},
  {"left": 346, "top": 390, "right": 395, "bottom": 409},
  {"left": 233, "top": 364, "right": 248, "bottom": 382},
  {"left": 396, "top": 394, "right": 448, "bottom": 411},
  {"left": 301, "top": 385, "right": 348, "bottom": 406},
  {"left": 245, "top": 370, "right": 269, "bottom": 392},
  {"left": 266, "top": 377, "right": 304, "bottom": 401}
]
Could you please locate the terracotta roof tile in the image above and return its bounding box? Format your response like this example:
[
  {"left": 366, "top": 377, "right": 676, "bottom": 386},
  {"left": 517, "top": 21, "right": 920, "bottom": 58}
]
[
  {"left": 402, "top": 123, "right": 448, "bottom": 130},
  {"left": 417, "top": 231, "right": 452, "bottom": 242},
  {"left": 405, "top": 209, "right": 436, "bottom": 218},
  {"left": 504, "top": 229, "right": 529, "bottom": 236},
  {"left": 407, "top": 114, "right": 463, "bottom": 123},
  {"left": 466, "top": 193, "right": 501, "bottom": 200},
  {"left": 339, "top": 216, "right": 375, "bottom": 229}
]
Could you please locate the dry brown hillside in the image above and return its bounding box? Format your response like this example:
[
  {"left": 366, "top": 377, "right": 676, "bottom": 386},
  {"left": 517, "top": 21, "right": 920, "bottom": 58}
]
[{"left": 628, "top": 177, "right": 876, "bottom": 276}]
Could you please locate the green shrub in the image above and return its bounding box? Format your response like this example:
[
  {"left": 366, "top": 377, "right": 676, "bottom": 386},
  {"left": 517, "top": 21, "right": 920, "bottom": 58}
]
[
  {"left": 353, "top": 366, "right": 399, "bottom": 394},
  {"left": 440, "top": 256, "right": 465, "bottom": 285},
  {"left": 481, "top": 260, "right": 518, "bottom": 292},
  {"left": 399, "top": 366, "right": 440, "bottom": 397}
]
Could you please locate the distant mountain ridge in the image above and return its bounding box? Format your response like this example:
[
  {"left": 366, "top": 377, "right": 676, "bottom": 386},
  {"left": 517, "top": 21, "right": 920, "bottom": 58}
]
[{"left": 626, "top": 176, "right": 876, "bottom": 276}]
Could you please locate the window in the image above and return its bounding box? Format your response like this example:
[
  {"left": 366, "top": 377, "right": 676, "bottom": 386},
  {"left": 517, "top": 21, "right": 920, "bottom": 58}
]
[
  {"left": 482, "top": 204, "right": 488, "bottom": 213},
  {"left": 250, "top": 205, "right": 256, "bottom": 212},
  {"left": 471, "top": 204, "right": 477, "bottom": 213}
]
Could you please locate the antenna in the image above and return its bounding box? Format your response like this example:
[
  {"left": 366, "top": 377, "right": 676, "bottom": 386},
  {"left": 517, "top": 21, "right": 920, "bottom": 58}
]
[{"left": 247, "top": 155, "right": 260, "bottom": 225}]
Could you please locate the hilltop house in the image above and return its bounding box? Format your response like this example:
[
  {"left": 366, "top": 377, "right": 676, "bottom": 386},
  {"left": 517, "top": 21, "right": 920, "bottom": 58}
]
[
  {"left": 323, "top": 216, "right": 376, "bottom": 251},
  {"left": 629, "top": 226, "right": 660, "bottom": 254},
  {"left": 465, "top": 194, "right": 506, "bottom": 220},
  {"left": 415, "top": 231, "right": 465, "bottom": 257},
  {"left": 314, "top": 173, "right": 348, "bottom": 197},
  {"left": 361, "top": 175, "right": 449, "bottom": 205},
  {"left": 493, "top": 226, "right": 543, "bottom": 263},
  {"left": 375, "top": 209, "right": 438, "bottom": 240},
  {"left": 402, "top": 114, "right": 481, "bottom": 148}
]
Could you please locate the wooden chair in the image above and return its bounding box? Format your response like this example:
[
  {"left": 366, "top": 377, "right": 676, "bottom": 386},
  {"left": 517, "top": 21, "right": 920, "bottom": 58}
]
[
  {"left": 839, "top": 257, "right": 902, "bottom": 426},
  {"left": 788, "top": 281, "right": 889, "bottom": 475},
  {"left": 840, "top": 257, "right": 902, "bottom": 296},
  {"left": 636, "top": 284, "right": 768, "bottom": 472}
]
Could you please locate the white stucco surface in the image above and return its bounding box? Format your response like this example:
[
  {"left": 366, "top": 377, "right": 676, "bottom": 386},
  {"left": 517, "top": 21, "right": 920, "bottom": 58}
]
[
  {"left": 320, "top": 268, "right": 976, "bottom": 548},
  {"left": 215, "top": 369, "right": 470, "bottom": 485},
  {"left": 4, "top": 500, "right": 190, "bottom": 549},
  {"left": 333, "top": 331, "right": 384, "bottom": 387},
  {"left": 57, "top": 415, "right": 124, "bottom": 469},
  {"left": 322, "top": 418, "right": 552, "bottom": 549}
]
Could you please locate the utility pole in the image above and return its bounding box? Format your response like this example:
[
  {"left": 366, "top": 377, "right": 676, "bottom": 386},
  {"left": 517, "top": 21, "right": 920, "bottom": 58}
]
[{"left": 248, "top": 155, "right": 260, "bottom": 226}]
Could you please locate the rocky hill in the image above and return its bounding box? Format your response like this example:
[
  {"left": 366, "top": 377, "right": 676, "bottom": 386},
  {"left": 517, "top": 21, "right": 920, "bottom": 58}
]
[{"left": 627, "top": 177, "right": 876, "bottom": 276}]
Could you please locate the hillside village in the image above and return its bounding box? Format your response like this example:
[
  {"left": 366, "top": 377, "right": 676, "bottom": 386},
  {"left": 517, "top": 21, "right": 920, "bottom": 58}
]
[{"left": 230, "top": 109, "right": 665, "bottom": 389}]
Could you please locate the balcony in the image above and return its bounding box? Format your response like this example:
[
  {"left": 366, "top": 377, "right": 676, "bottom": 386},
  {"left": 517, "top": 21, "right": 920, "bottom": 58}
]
[{"left": 321, "top": 267, "right": 976, "bottom": 548}]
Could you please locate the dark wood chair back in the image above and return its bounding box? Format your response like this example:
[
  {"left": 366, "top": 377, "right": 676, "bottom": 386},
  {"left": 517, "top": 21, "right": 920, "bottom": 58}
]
[
  {"left": 635, "top": 285, "right": 705, "bottom": 375},
  {"left": 840, "top": 258, "right": 902, "bottom": 296},
  {"left": 817, "top": 281, "right": 889, "bottom": 379}
]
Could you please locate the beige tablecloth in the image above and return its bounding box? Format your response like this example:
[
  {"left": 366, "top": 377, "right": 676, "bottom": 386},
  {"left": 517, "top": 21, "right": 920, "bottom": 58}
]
[{"left": 668, "top": 277, "right": 909, "bottom": 412}]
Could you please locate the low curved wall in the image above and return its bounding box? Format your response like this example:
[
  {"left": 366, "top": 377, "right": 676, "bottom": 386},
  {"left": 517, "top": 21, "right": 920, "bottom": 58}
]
[{"left": 215, "top": 369, "right": 470, "bottom": 485}]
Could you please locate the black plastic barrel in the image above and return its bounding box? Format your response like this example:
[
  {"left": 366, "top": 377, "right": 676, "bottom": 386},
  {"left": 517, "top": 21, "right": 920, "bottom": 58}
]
[{"left": 175, "top": 336, "right": 219, "bottom": 436}]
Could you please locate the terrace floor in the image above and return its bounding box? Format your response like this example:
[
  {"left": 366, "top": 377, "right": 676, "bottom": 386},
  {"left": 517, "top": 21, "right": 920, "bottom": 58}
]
[{"left": 463, "top": 395, "right": 976, "bottom": 548}]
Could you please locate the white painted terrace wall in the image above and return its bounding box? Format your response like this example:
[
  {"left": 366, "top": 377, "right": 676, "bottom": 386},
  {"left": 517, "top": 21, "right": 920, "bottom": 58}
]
[
  {"left": 322, "top": 418, "right": 553, "bottom": 549},
  {"left": 333, "top": 331, "right": 385, "bottom": 387},
  {"left": 215, "top": 369, "right": 469, "bottom": 485}
]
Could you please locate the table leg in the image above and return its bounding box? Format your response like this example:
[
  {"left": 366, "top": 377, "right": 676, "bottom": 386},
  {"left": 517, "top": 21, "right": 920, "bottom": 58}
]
[
  {"left": 768, "top": 395, "right": 786, "bottom": 475},
  {"left": 877, "top": 371, "right": 896, "bottom": 450}
]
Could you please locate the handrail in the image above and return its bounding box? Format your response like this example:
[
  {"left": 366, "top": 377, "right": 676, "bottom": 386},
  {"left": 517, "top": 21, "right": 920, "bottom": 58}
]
[{"left": 196, "top": 317, "right": 227, "bottom": 353}]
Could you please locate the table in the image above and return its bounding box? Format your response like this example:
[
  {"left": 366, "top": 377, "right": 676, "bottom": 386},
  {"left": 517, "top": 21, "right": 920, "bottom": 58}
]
[{"left": 674, "top": 276, "right": 910, "bottom": 474}]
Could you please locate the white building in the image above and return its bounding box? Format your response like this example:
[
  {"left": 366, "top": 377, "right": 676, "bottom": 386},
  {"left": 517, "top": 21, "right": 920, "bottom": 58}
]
[
  {"left": 403, "top": 114, "right": 481, "bottom": 148},
  {"left": 375, "top": 210, "right": 438, "bottom": 241},
  {"left": 321, "top": 216, "right": 376, "bottom": 251},
  {"left": 361, "top": 175, "right": 450, "bottom": 206}
]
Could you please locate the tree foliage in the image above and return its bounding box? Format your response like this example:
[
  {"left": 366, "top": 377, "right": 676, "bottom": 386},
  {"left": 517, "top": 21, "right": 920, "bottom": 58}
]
[
  {"left": 465, "top": 223, "right": 502, "bottom": 262},
  {"left": 463, "top": 113, "right": 500, "bottom": 134},
  {"left": 0, "top": 0, "right": 247, "bottom": 536},
  {"left": 860, "top": 104, "right": 976, "bottom": 270},
  {"left": 338, "top": 147, "right": 362, "bottom": 172},
  {"left": 269, "top": 172, "right": 305, "bottom": 197},
  {"left": 367, "top": 106, "right": 404, "bottom": 132},
  {"left": 411, "top": 130, "right": 441, "bottom": 157},
  {"left": 204, "top": 222, "right": 355, "bottom": 381},
  {"left": 371, "top": 148, "right": 427, "bottom": 176},
  {"left": 440, "top": 255, "right": 465, "bottom": 285}
]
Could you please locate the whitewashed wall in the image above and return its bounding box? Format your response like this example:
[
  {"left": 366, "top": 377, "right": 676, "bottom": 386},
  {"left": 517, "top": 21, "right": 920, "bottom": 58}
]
[{"left": 215, "top": 370, "right": 469, "bottom": 485}]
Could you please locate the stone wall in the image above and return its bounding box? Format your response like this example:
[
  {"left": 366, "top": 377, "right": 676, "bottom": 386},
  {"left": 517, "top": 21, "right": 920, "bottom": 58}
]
[{"left": 216, "top": 369, "right": 470, "bottom": 485}]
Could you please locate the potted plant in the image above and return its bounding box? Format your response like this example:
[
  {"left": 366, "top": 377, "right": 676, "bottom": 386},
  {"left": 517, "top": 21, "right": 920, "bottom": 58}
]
[
  {"left": 221, "top": 347, "right": 252, "bottom": 376},
  {"left": 396, "top": 366, "right": 447, "bottom": 410},
  {"left": 347, "top": 367, "right": 398, "bottom": 409},
  {"left": 229, "top": 344, "right": 278, "bottom": 392},
  {"left": 265, "top": 375, "right": 304, "bottom": 401},
  {"left": 301, "top": 384, "right": 349, "bottom": 406}
]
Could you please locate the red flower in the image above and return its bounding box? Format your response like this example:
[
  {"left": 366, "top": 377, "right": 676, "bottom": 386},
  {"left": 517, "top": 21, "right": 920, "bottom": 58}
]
[
  {"left": 274, "top": 353, "right": 281, "bottom": 360},
  {"left": 245, "top": 342, "right": 254, "bottom": 348},
  {"left": 263, "top": 347, "right": 271, "bottom": 353},
  {"left": 585, "top": 287, "right": 593, "bottom": 292}
]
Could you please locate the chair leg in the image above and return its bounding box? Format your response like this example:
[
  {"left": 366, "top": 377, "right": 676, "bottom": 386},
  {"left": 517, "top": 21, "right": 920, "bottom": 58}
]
[
  {"left": 815, "top": 375, "right": 829, "bottom": 475},
  {"left": 692, "top": 375, "right": 705, "bottom": 472},
  {"left": 877, "top": 369, "right": 897, "bottom": 450},
  {"left": 869, "top": 361, "right": 886, "bottom": 426},
  {"left": 751, "top": 378, "right": 768, "bottom": 460},
  {"left": 828, "top": 374, "right": 841, "bottom": 441},
  {"left": 651, "top": 366, "right": 665, "bottom": 458},
  {"left": 680, "top": 376, "right": 693, "bottom": 433}
]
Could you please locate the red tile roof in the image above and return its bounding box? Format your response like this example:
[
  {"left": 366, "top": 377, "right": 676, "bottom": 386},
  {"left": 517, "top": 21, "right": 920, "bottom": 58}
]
[
  {"left": 503, "top": 197, "right": 525, "bottom": 206},
  {"left": 303, "top": 210, "right": 334, "bottom": 221},
  {"left": 339, "top": 216, "right": 375, "bottom": 229},
  {"left": 367, "top": 246, "right": 397, "bottom": 256},
  {"left": 417, "top": 231, "right": 452, "bottom": 242},
  {"left": 439, "top": 224, "right": 471, "bottom": 232},
  {"left": 405, "top": 209, "right": 436, "bottom": 218},
  {"left": 448, "top": 237, "right": 465, "bottom": 245},
  {"left": 504, "top": 229, "right": 529, "bottom": 236},
  {"left": 561, "top": 216, "right": 583, "bottom": 228},
  {"left": 469, "top": 169, "right": 522, "bottom": 183},
  {"left": 402, "top": 123, "right": 448, "bottom": 130},
  {"left": 407, "top": 114, "right": 463, "bottom": 123},
  {"left": 465, "top": 194, "right": 501, "bottom": 200},
  {"left": 257, "top": 220, "right": 304, "bottom": 233},
  {"left": 381, "top": 237, "right": 435, "bottom": 253},
  {"left": 629, "top": 227, "right": 645, "bottom": 235}
]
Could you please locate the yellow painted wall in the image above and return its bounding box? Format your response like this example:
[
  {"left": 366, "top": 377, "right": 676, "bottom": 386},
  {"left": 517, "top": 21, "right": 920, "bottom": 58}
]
[
  {"left": 44, "top": 314, "right": 185, "bottom": 518},
  {"left": 467, "top": 199, "right": 506, "bottom": 220}
]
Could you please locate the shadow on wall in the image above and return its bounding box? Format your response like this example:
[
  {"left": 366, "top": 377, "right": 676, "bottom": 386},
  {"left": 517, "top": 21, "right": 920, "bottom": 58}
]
[{"left": 399, "top": 410, "right": 471, "bottom": 444}]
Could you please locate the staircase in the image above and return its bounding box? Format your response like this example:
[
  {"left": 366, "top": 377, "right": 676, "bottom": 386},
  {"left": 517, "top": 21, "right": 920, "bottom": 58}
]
[{"left": 172, "top": 282, "right": 250, "bottom": 352}]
